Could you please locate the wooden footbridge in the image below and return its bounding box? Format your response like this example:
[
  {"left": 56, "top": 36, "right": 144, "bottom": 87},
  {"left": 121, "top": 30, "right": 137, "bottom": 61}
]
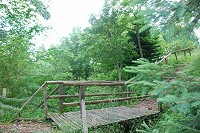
[{"left": 14, "top": 81, "right": 160, "bottom": 133}]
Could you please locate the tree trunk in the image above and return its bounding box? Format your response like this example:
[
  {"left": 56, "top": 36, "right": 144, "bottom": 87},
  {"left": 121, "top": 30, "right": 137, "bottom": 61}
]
[{"left": 137, "top": 27, "right": 143, "bottom": 58}]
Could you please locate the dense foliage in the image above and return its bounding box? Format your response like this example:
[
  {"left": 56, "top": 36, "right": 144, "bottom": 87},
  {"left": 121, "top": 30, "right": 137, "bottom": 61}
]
[
  {"left": 0, "top": 0, "right": 199, "bottom": 132},
  {"left": 125, "top": 57, "right": 200, "bottom": 133}
]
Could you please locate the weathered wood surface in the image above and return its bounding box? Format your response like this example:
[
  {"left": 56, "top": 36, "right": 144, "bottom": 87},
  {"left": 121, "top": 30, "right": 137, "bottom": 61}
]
[
  {"left": 48, "top": 92, "right": 136, "bottom": 99},
  {"left": 2, "top": 88, "right": 7, "bottom": 97},
  {"left": 79, "top": 86, "right": 88, "bottom": 133},
  {"left": 43, "top": 84, "right": 48, "bottom": 117},
  {"left": 63, "top": 95, "right": 150, "bottom": 107},
  {"left": 157, "top": 47, "right": 192, "bottom": 64},
  {"left": 46, "top": 81, "right": 130, "bottom": 86},
  {"left": 58, "top": 84, "right": 64, "bottom": 114},
  {"left": 49, "top": 106, "right": 159, "bottom": 132}
]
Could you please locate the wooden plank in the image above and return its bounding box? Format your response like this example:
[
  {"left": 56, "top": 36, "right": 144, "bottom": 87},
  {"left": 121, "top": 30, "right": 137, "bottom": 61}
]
[
  {"left": 87, "top": 110, "right": 111, "bottom": 126},
  {"left": 49, "top": 106, "right": 160, "bottom": 131},
  {"left": 48, "top": 92, "right": 136, "bottom": 99},
  {"left": 63, "top": 113, "right": 82, "bottom": 128},
  {"left": 49, "top": 114, "right": 66, "bottom": 129},
  {"left": 55, "top": 114, "right": 78, "bottom": 131},
  {"left": 57, "top": 114, "right": 78, "bottom": 130},
  {"left": 79, "top": 86, "right": 88, "bottom": 133}
]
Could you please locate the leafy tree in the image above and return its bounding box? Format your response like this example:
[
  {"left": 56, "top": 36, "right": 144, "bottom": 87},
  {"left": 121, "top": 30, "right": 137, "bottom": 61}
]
[
  {"left": 0, "top": 0, "right": 50, "bottom": 96},
  {"left": 61, "top": 28, "right": 91, "bottom": 80},
  {"left": 86, "top": 1, "right": 135, "bottom": 80}
]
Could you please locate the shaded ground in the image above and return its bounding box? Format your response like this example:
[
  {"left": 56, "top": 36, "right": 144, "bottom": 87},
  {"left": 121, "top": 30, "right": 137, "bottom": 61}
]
[{"left": 0, "top": 121, "right": 54, "bottom": 133}]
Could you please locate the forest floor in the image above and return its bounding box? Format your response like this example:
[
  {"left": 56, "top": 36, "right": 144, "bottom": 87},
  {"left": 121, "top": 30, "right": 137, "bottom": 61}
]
[
  {"left": 0, "top": 99, "right": 158, "bottom": 133},
  {"left": 0, "top": 121, "right": 54, "bottom": 133}
]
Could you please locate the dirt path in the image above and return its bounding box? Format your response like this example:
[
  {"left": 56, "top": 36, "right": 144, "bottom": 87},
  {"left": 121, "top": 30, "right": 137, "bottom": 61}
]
[{"left": 0, "top": 121, "right": 54, "bottom": 133}]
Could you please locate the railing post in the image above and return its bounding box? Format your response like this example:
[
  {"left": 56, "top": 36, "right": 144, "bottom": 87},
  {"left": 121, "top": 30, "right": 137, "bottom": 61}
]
[
  {"left": 126, "top": 87, "right": 131, "bottom": 105},
  {"left": 58, "top": 83, "right": 64, "bottom": 114},
  {"left": 188, "top": 49, "right": 191, "bottom": 56},
  {"left": 164, "top": 57, "right": 168, "bottom": 64},
  {"left": 43, "top": 84, "right": 48, "bottom": 117},
  {"left": 158, "top": 102, "right": 162, "bottom": 112},
  {"left": 79, "top": 86, "right": 88, "bottom": 133},
  {"left": 184, "top": 50, "right": 186, "bottom": 56},
  {"left": 174, "top": 52, "right": 178, "bottom": 61},
  {"left": 2, "top": 88, "right": 7, "bottom": 97}
]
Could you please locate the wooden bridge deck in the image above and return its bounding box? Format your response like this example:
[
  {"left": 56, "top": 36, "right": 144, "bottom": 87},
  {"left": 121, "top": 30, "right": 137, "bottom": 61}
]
[{"left": 49, "top": 106, "right": 159, "bottom": 131}]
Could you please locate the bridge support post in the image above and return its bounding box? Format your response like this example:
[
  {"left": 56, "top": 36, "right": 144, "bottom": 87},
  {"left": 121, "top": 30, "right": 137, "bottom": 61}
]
[
  {"left": 126, "top": 87, "right": 131, "bottom": 105},
  {"left": 58, "top": 83, "right": 64, "bottom": 114},
  {"left": 2, "top": 88, "right": 6, "bottom": 97},
  {"left": 188, "top": 49, "right": 191, "bottom": 56},
  {"left": 79, "top": 86, "right": 88, "bottom": 133},
  {"left": 44, "top": 84, "right": 48, "bottom": 117},
  {"left": 174, "top": 52, "right": 178, "bottom": 61}
]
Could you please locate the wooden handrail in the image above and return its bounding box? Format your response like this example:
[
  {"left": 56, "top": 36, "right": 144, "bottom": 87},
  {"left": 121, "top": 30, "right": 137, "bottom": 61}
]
[
  {"left": 63, "top": 95, "right": 150, "bottom": 107},
  {"left": 46, "top": 81, "right": 130, "bottom": 86},
  {"left": 157, "top": 47, "right": 192, "bottom": 64},
  {"left": 48, "top": 92, "right": 136, "bottom": 99}
]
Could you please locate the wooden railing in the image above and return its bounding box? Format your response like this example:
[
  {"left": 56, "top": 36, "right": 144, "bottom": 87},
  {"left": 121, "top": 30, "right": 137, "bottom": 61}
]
[
  {"left": 39, "top": 81, "right": 150, "bottom": 116},
  {"left": 157, "top": 47, "right": 192, "bottom": 64},
  {"left": 13, "top": 81, "right": 150, "bottom": 132},
  {"left": 42, "top": 81, "right": 150, "bottom": 133}
]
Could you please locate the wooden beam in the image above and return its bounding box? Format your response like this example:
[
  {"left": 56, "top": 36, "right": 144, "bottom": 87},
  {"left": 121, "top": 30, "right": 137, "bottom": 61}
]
[
  {"left": 63, "top": 102, "right": 80, "bottom": 107},
  {"left": 58, "top": 83, "right": 64, "bottom": 114},
  {"left": 79, "top": 86, "right": 88, "bottom": 133},
  {"left": 46, "top": 81, "right": 129, "bottom": 86},
  {"left": 174, "top": 52, "right": 178, "bottom": 61},
  {"left": 48, "top": 92, "right": 136, "bottom": 99},
  {"left": 44, "top": 84, "right": 48, "bottom": 117},
  {"left": 63, "top": 95, "right": 150, "bottom": 107},
  {"left": 188, "top": 49, "right": 191, "bottom": 56},
  {"left": 2, "top": 88, "right": 6, "bottom": 97},
  {"left": 126, "top": 88, "right": 131, "bottom": 105}
]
